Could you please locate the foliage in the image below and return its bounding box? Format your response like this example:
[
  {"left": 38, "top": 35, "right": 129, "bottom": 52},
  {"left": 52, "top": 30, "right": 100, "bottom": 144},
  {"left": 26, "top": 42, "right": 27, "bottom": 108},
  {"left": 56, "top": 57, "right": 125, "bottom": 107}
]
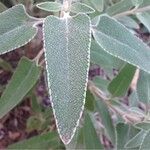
[{"left": 0, "top": 0, "right": 150, "bottom": 149}]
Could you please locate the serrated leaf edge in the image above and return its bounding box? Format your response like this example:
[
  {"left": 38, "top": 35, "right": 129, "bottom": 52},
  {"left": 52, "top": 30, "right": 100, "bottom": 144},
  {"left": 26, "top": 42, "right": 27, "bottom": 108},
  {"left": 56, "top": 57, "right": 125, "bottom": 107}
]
[{"left": 43, "top": 13, "right": 91, "bottom": 145}]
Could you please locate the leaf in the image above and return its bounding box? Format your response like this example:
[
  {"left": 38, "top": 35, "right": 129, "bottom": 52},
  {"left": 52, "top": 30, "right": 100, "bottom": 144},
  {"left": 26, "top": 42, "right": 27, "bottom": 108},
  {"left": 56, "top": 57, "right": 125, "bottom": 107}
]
[
  {"left": 125, "top": 130, "right": 147, "bottom": 148},
  {"left": 106, "top": 0, "right": 134, "bottom": 16},
  {"left": 90, "top": 40, "right": 125, "bottom": 71},
  {"left": 96, "top": 98, "right": 116, "bottom": 146},
  {"left": 0, "top": 4, "right": 37, "bottom": 55},
  {"left": 108, "top": 64, "right": 136, "bottom": 97},
  {"left": 0, "top": 57, "right": 41, "bottom": 119},
  {"left": 36, "top": 2, "right": 62, "bottom": 12},
  {"left": 90, "top": 0, "right": 104, "bottom": 12},
  {"left": 135, "top": 122, "right": 150, "bottom": 130},
  {"left": 116, "top": 123, "right": 129, "bottom": 149},
  {"left": 93, "top": 15, "right": 150, "bottom": 74},
  {"left": 140, "top": 130, "right": 150, "bottom": 150},
  {"left": 43, "top": 14, "right": 91, "bottom": 144},
  {"left": 83, "top": 112, "right": 103, "bottom": 149},
  {"left": 70, "top": 2, "right": 95, "bottom": 14},
  {"left": 85, "top": 90, "right": 95, "bottom": 111},
  {"left": 137, "top": 70, "right": 150, "bottom": 104},
  {"left": 117, "top": 16, "right": 139, "bottom": 29},
  {"left": 136, "top": 12, "right": 150, "bottom": 32},
  {"left": 0, "top": 2, "right": 7, "bottom": 12},
  {"left": 8, "top": 132, "right": 61, "bottom": 149}
]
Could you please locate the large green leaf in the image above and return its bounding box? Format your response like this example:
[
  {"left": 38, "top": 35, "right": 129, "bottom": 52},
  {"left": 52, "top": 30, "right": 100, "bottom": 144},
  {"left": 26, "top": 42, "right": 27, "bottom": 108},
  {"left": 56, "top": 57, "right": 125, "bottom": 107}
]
[
  {"left": 8, "top": 132, "right": 61, "bottom": 149},
  {"left": 108, "top": 64, "right": 136, "bottom": 97},
  {"left": 0, "top": 4, "right": 37, "bottom": 55},
  {"left": 135, "top": 122, "right": 150, "bottom": 130},
  {"left": 0, "top": 57, "right": 41, "bottom": 118},
  {"left": 43, "top": 14, "right": 91, "bottom": 144},
  {"left": 96, "top": 98, "right": 116, "bottom": 146},
  {"left": 137, "top": 70, "right": 150, "bottom": 104},
  {"left": 93, "top": 15, "right": 150, "bottom": 74},
  {"left": 83, "top": 112, "right": 103, "bottom": 149}
]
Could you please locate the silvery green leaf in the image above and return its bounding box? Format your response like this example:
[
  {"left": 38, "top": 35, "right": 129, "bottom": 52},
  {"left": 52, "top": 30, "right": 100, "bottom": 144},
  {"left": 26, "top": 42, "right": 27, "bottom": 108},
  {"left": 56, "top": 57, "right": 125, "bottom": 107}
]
[
  {"left": 117, "top": 16, "right": 139, "bottom": 29},
  {"left": 36, "top": 2, "right": 62, "bottom": 12},
  {"left": 0, "top": 4, "right": 37, "bottom": 55},
  {"left": 106, "top": 0, "right": 134, "bottom": 16},
  {"left": 93, "top": 15, "right": 150, "bottom": 74},
  {"left": 137, "top": 70, "right": 150, "bottom": 104},
  {"left": 43, "top": 14, "right": 91, "bottom": 144},
  {"left": 140, "top": 130, "right": 150, "bottom": 150},
  {"left": 70, "top": 2, "right": 95, "bottom": 14},
  {"left": 136, "top": 12, "right": 150, "bottom": 32},
  {"left": 125, "top": 130, "right": 147, "bottom": 148}
]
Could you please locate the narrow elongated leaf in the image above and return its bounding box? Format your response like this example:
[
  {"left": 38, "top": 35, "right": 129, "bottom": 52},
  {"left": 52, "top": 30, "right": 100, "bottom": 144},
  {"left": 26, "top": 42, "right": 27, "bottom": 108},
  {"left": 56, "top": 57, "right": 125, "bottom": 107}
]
[
  {"left": 0, "top": 57, "right": 41, "bottom": 118},
  {"left": 0, "top": 2, "right": 7, "bottom": 12},
  {"left": 93, "top": 15, "right": 150, "bottom": 74},
  {"left": 0, "top": 4, "right": 37, "bottom": 54},
  {"left": 108, "top": 64, "right": 136, "bottom": 97},
  {"left": 43, "top": 14, "right": 91, "bottom": 144},
  {"left": 116, "top": 123, "right": 129, "bottom": 149},
  {"left": 140, "top": 130, "right": 150, "bottom": 150},
  {"left": 70, "top": 2, "right": 95, "bottom": 14},
  {"left": 137, "top": 12, "right": 150, "bottom": 32},
  {"left": 106, "top": 0, "right": 134, "bottom": 16},
  {"left": 135, "top": 122, "right": 150, "bottom": 130},
  {"left": 96, "top": 98, "right": 116, "bottom": 145},
  {"left": 125, "top": 130, "right": 147, "bottom": 148},
  {"left": 8, "top": 132, "right": 60, "bottom": 149},
  {"left": 83, "top": 112, "right": 103, "bottom": 149},
  {"left": 137, "top": 70, "right": 150, "bottom": 104},
  {"left": 36, "top": 2, "right": 62, "bottom": 12}
]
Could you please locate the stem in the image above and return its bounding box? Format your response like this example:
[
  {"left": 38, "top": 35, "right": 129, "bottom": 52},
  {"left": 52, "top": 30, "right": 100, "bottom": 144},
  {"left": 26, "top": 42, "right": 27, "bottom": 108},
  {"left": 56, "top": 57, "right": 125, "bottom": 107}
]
[
  {"left": 33, "top": 49, "right": 44, "bottom": 65},
  {"left": 114, "top": 5, "right": 150, "bottom": 18},
  {"left": 88, "top": 81, "right": 145, "bottom": 123}
]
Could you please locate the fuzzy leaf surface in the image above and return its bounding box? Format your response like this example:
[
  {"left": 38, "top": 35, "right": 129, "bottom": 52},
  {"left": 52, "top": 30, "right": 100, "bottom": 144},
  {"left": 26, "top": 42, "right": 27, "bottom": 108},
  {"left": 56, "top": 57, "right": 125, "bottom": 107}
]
[
  {"left": 93, "top": 15, "right": 150, "bottom": 74},
  {"left": 44, "top": 14, "right": 91, "bottom": 144},
  {"left": 0, "top": 4, "right": 37, "bottom": 54}
]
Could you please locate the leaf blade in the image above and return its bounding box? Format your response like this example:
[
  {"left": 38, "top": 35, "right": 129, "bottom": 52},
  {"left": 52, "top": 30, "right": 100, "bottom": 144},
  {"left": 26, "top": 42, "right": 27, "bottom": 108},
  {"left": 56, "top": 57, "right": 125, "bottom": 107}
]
[
  {"left": 0, "top": 57, "right": 41, "bottom": 118},
  {"left": 43, "top": 14, "right": 91, "bottom": 144}
]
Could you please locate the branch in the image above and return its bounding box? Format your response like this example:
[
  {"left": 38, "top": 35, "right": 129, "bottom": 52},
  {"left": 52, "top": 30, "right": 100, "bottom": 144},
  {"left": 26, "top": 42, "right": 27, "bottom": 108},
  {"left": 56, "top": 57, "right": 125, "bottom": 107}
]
[{"left": 88, "top": 81, "right": 145, "bottom": 124}]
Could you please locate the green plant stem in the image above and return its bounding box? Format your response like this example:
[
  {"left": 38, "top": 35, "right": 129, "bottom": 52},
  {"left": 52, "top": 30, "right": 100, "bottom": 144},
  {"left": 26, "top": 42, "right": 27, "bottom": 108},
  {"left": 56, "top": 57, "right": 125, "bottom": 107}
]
[
  {"left": 114, "top": 5, "right": 150, "bottom": 18},
  {"left": 34, "top": 49, "right": 44, "bottom": 65}
]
